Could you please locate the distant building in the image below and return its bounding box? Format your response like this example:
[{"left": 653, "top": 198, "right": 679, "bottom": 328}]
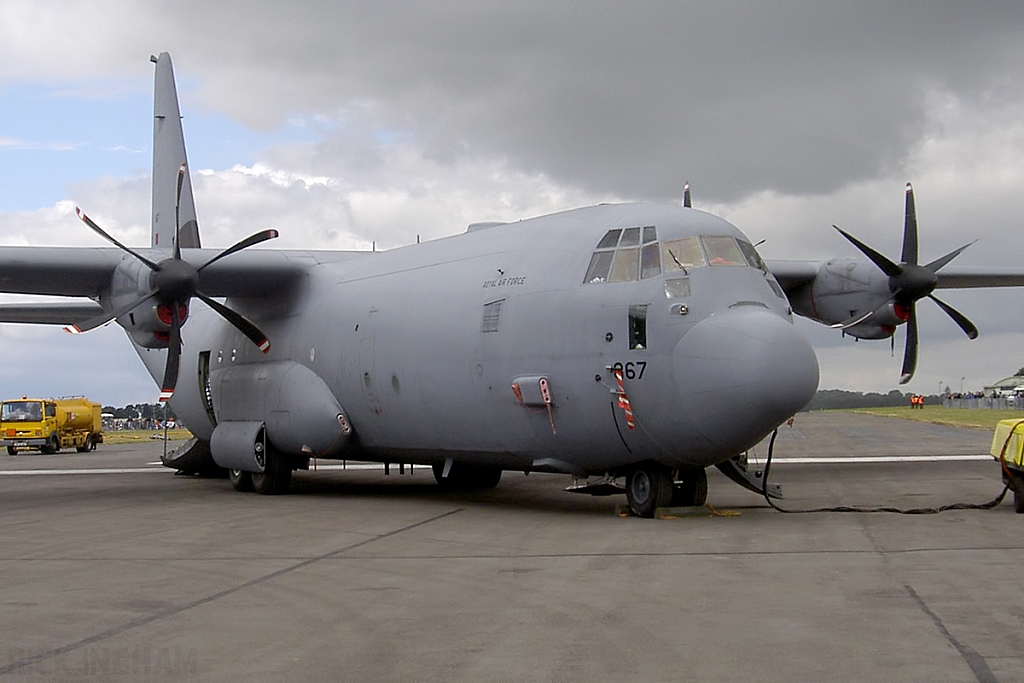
[{"left": 983, "top": 375, "right": 1024, "bottom": 396}]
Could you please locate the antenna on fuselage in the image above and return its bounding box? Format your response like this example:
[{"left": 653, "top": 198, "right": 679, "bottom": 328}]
[{"left": 682, "top": 182, "right": 692, "bottom": 208}]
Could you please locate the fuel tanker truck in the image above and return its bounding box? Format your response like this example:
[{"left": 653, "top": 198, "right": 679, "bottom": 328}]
[{"left": 0, "top": 396, "right": 103, "bottom": 454}]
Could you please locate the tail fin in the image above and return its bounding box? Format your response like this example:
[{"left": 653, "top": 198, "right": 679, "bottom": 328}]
[{"left": 151, "top": 53, "right": 201, "bottom": 249}]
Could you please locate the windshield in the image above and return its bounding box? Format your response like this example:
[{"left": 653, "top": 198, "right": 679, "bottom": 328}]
[{"left": 2, "top": 401, "right": 42, "bottom": 422}]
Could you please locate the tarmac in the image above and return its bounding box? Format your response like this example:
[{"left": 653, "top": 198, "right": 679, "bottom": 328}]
[{"left": 0, "top": 411, "right": 1021, "bottom": 682}]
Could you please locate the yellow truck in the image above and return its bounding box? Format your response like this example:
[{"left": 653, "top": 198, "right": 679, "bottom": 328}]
[{"left": 0, "top": 396, "right": 103, "bottom": 455}]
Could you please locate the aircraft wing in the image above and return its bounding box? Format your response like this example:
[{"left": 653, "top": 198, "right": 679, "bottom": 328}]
[
  {"left": 0, "top": 245, "right": 368, "bottom": 324},
  {"left": 766, "top": 259, "right": 1024, "bottom": 294},
  {"left": 764, "top": 259, "right": 820, "bottom": 294}
]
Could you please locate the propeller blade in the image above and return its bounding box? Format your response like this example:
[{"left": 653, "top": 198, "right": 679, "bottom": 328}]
[
  {"left": 197, "top": 229, "right": 280, "bottom": 272},
  {"left": 899, "top": 306, "right": 918, "bottom": 385},
  {"left": 683, "top": 182, "right": 691, "bottom": 208},
  {"left": 833, "top": 226, "right": 903, "bottom": 278},
  {"left": 901, "top": 183, "right": 918, "bottom": 266},
  {"left": 76, "top": 207, "right": 160, "bottom": 270},
  {"left": 829, "top": 291, "right": 903, "bottom": 330},
  {"left": 195, "top": 292, "right": 271, "bottom": 353},
  {"left": 63, "top": 289, "right": 158, "bottom": 334},
  {"left": 159, "top": 304, "right": 182, "bottom": 401},
  {"left": 174, "top": 163, "right": 186, "bottom": 260},
  {"left": 928, "top": 294, "right": 979, "bottom": 340},
  {"left": 924, "top": 240, "right": 977, "bottom": 273}
]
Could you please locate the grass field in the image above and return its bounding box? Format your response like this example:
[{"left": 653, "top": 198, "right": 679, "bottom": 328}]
[
  {"left": 101, "top": 429, "right": 193, "bottom": 445},
  {"left": 842, "top": 406, "right": 1024, "bottom": 431}
]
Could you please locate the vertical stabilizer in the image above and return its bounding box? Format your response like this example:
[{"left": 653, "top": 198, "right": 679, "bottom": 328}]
[{"left": 151, "top": 53, "right": 201, "bottom": 249}]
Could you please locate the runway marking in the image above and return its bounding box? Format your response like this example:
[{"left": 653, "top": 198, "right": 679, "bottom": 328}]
[
  {"left": 764, "top": 454, "right": 993, "bottom": 464},
  {"left": 0, "top": 455, "right": 996, "bottom": 477},
  {"left": 0, "top": 467, "right": 169, "bottom": 476}
]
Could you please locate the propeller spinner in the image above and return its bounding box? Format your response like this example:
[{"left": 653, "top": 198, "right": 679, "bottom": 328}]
[
  {"left": 832, "top": 183, "right": 977, "bottom": 384},
  {"left": 68, "top": 164, "right": 277, "bottom": 400}
]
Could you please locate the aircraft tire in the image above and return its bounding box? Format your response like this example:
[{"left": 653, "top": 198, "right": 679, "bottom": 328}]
[
  {"left": 626, "top": 464, "right": 673, "bottom": 518},
  {"left": 251, "top": 447, "right": 292, "bottom": 495},
  {"left": 670, "top": 467, "right": 708, "bottom": 507},
  {"left": 6, "top": 446, "right": 16, "bottom": 455},
  {"left": 432, "top": 462, "right": 502, "bottom": 490},
  {"left": 229, "top": 468, "right": 255, "bottom": 493}
]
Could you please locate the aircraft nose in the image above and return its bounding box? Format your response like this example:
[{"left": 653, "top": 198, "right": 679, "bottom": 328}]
[{"left": 673, "top": 305, "right": 819, "bottom": 453}]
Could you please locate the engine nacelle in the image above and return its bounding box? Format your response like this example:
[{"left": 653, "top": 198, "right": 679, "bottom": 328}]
[
  {"left": 209, "top": 360, "right": 352, "bottom": 457},
  {"left": 108, "top": 257, "right": 187, "bottom": 349},
  {"left": 788, "top": 258, "right": 903, "bottom": 339}
]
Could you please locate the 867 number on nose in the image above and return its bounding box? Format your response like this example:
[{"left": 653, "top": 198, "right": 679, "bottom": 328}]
[{"left": 612, "top": 361, "right": 647, "bottom": 380}]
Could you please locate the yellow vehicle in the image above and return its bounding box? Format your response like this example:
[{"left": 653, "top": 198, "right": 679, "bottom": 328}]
[
  {"left": 991, "top": 419, "right": 1024, "bottom": 513},
  {"left": 0, "top": 396, "right": 103, "bottom": 455}
]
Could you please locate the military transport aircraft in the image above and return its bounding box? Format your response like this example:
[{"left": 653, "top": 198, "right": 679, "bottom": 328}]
[{"left": 2, "top": 53, "right": 1023, "bottom": 517}]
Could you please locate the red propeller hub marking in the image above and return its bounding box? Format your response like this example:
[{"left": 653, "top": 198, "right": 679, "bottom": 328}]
[{"left": 893, "top": 302, "right": 912, "bottom": 322}]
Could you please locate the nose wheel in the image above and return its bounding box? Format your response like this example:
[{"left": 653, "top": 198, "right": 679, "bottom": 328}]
[{"left": 626, "top": 463, "right": 673, "bottom": 517}]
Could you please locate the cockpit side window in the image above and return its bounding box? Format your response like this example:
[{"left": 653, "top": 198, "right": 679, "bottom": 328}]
[
  {"left": 584, "top": 226, "right": 657, "bottom": 284},
  {"left": 701, "top": 236, "right": 745, "bottom": 266},
  {"left": 737, "top": 239, "right": 766, "bottom": 272}
]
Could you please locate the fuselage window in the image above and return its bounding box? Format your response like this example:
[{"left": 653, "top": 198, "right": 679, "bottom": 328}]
[
  {"left": 628, "top": 304, "right": 648, "bottom": 350},
  {"left": 640, "top": 243, "right": 661, "bottom": 279},
  {"left": 481, "top": 299, "right": 504, "bottom": 332},
  {"left": 701, "top": 235, "right": 745, "bottom": 266},
  {"left": 609, "top": 247, "right": 640, "bottom": 282},
  {"left": 662, "top": 237, "right": 706, "bottom": 273},
  {"left": 664, "top": 277, "right": 690, "bottom": 299}
]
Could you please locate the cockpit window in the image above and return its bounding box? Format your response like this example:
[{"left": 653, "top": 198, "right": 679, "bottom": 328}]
[
  {"left": 640, "top": 243, "right": 661, "bottom": 279},
  {"left": 584, "top": 251, "right": 615, "bottom": 283},
  {"left": 609, "top": 248, "right": 640, "bottom": 282},
  {"left": 619, "top": 227, "right": 641, "bottom": 247},
  {"left": 737, "top": 239, "right": 766, "bottom": 271},
  {"left": 584, "top": 226, "right": 657, "bottom": 284},
  {"left": 662, "top": 237, "right": 706, "bottom": 273},
  {"left": 596, "top": 229, "right": 621, "bottom": 250},
  {"left": 701, "top": 236, "right": 745, "bottom": 266}
]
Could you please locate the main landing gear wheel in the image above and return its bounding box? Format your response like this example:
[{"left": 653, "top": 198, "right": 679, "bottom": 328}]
[
  {"left": 229, "top": 468, "right": 255, "bottom": 493},
  {"left": 432, "top": 462, "right": 503, "bottom": 490},
  {"left": 670, "top": 467, "right": 708, "bottom": 507},
  {"left": 626, "top": 463, "right": 673, "bottom": 518},
  {"left": 250, "top": 444, "right": 292, "bottom": 495}
]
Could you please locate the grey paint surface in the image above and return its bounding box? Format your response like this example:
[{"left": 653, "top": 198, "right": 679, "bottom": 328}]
[{"left": 0, "top": 411, "right": 1021, "bottom": 682}]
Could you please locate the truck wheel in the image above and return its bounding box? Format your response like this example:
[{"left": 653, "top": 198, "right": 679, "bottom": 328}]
[
  {"left": 1014, "top": 480, "right": 1024, "bottom": 514},
  {"left": 6, "top": 446, "right": 15, "bottom": 455},
  {"left": 40, "top": 435, "right": 59, "bottom": 455},
  {"left": 76, "top": 436, "right": 93, "bottom": 453}
]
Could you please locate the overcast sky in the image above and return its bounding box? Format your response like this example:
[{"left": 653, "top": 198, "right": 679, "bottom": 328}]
[{"left": 2, "top": 2, "right": 1024, "bottom": 406}]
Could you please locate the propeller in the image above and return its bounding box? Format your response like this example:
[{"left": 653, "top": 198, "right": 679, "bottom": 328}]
[
  {"left": 833, "top": 183, "right": 977, "bottom": 384},
  {"left": 68, "top": 164, "right": 277, "bottom": 400}
]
